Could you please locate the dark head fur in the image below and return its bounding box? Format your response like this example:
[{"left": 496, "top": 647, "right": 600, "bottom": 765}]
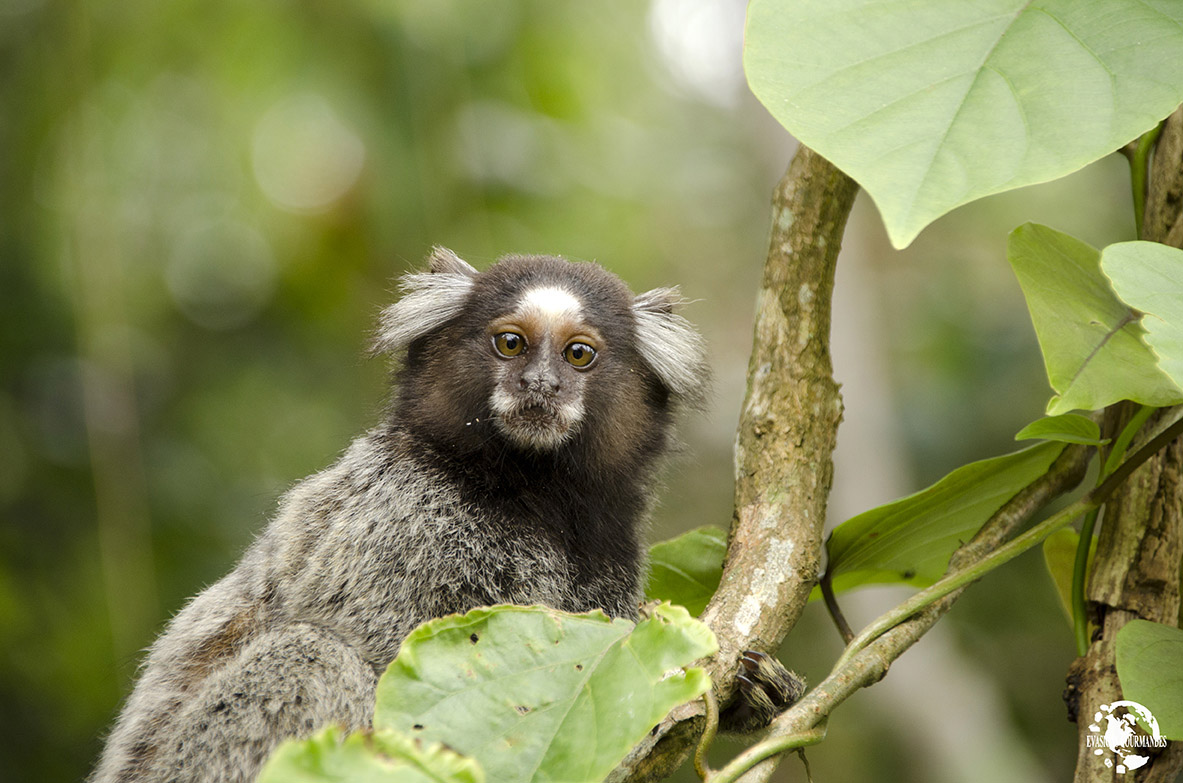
[{"left": 375, "top": 247, "right": 707, "bottom": 472}]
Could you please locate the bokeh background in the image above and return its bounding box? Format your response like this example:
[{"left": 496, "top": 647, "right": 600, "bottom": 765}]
[{"left": 0, "top": 2, "right": 1138, "bottom": 781}]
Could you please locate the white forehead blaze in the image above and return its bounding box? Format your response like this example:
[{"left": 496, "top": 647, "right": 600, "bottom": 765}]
[{"left": 520, "top": 286, "right": 582, "bottom": 318}]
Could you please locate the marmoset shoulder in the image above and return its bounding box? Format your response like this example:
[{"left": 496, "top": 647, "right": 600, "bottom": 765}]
[{"left": 90, "top": 248, "right": 798, "bottom": 783}]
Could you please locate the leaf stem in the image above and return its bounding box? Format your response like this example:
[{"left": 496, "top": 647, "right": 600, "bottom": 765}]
[
  {"left": 820, "top": 570, "right": 854, "bottom": 644},
  {"left": 1071, "top": 405, "right": 1154, "bottom": 655},
  {"left": 1131, "top": 123, "right": 1164, "bottom": 239}
]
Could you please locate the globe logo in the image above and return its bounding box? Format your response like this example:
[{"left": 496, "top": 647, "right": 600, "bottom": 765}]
[{"left": 1086, "top": 700, "right": 1168, "bottom": 774}]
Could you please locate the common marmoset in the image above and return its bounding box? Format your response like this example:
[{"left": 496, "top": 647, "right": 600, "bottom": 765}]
[{"left": 91, "top": 249, "right": 800, "bottom": 783}]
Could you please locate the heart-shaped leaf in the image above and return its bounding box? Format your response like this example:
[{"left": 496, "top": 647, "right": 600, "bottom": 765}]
[
  {"left": 374, "top": 604, "right": 715, "bottom": 783},
  {"left": 1116, "top": 620, "right": 1183, "bottom": 740},
  {"left": 1102, "top": 241, "right": 1183, "bottom": 391},
  {"left": 259, "top": 726, "right": 484, "bottom": 783},
  {"left": 1009, "top": 224, "right": 1183, "bottom": 414},
  {"left": 744, "top": 0, "right": 1183, "bottom": 248}
]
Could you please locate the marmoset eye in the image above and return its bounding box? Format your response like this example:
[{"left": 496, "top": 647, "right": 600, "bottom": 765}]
[
  {"left": 493, "top": 331, "right": 526, "bottom": 357},
  {"left": 563, "top": 342, "right": 596, "bottom": 368}
]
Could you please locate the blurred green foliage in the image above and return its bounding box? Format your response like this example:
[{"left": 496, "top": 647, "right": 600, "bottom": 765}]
[
  {"left": 1, "top": 3, "right": 778, "bottom": 779},
  {"left": 0, "top": 1, "right": 1140, "bottom": 782}
]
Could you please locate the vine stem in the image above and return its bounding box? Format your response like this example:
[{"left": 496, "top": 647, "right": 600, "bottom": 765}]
[
  {"left": 706, "top": 723, "right": 826, "bottom": 783},
  {"left": 1071, "top": 405, "right": 1154, "bottom": 655},
  {"left": 1070, "top": 506, "right": 1100, "bottom": 655},
  {"left": 1131, "top": 122, "right": 1164, "bottom": 238},
  {"left": 694, "top": 688, "right": 719, "bottom": 780}
]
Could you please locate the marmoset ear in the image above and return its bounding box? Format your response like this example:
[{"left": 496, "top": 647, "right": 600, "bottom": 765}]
[
  {"left": 632, "top": 286, "right": 710, "bottom": 405},
  {"left": 372, "top": 247, "right": 478, "bottom": 354}
]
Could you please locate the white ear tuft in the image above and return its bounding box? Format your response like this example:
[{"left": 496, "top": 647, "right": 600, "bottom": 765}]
[
  {"left": 373, "top": 247, "right": 477, "bottom": 354},
  {"left": 632, "top": 287, "right": 710, "bottom": 405},
  {"left": 426, "top": 245, "right": 478, "bottom": 277}
]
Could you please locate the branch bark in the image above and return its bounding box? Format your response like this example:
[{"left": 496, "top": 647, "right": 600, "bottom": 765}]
[
  {"left": 609, "top": 143, "right": 857, "bottom": 782},
  {"left": 1068, "top": 106, "right": 1183, "bottom": 783},
  {"left": 703, "top": 143, "right": 855, "bottom": 692}
]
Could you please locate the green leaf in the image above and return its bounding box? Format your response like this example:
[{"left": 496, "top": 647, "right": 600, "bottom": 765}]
[
  {"left": 744, "top": 0, "right": 1183, "bottom": 248},
  {"left": 645, "top": 525, "right": 727, "bottom": 615},
  {"left": 374, "top": 604, "right": 716, "bottom": 783},
  {"left": 259, "top": 726, "right": 484, "bottom": 783},
  {"left": 825, "top": 442, "right": 1063, "bottom": 592},
  {"left": 1015, "top": 413, "right": 1107, "bottom": 445},
  {"left": 1116, "top": 620, "right": 1183, "bottom": 740},
  {"left": 1102, "top": 241, "right": 1183, "bottom": 391},
  {"left": 1008, "top": 224, "right": 1183, "bottom": 414},
  {"left": 1041, "top": 528, "right": 1094, "bottom": 626}
]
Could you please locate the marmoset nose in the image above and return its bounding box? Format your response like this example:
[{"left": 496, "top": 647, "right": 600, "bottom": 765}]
[{"left": 520, "top": 366, "right": 560, "bottom": 393}]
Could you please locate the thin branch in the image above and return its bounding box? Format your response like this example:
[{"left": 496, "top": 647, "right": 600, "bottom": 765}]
[{"left": 837, "top": 443, "right": 1093, "bottom": 669}]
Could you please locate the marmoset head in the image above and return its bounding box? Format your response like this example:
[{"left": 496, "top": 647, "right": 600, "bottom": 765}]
[{"left": 374, "top": 247, "right": 708, "bottom": 462}]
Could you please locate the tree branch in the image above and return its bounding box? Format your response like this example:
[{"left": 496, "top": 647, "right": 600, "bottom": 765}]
[{"left": 609, "top": 143, "right": 857, "bottom": 782}]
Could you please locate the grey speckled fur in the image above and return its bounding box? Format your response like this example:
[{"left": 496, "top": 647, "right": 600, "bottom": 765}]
[{"left": 91, "top": 250, "right": 707, "bottom": 783}]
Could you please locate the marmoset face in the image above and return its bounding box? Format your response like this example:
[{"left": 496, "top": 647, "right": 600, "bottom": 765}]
[
  {"left": 486, "top": 285, "right": 601, "bottom": 450},
  {"left": 378, "top": 249, "right": 708, "bottom": 464}
]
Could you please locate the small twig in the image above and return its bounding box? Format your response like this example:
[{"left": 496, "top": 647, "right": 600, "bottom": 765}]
[
  {"left": 949, "top": 444, "right": 1092, "bottom": 569},
  {"left": 819, "top": 570, "right": 854, "bottom": 644},
  {"left": 795, "top": 748, "right": 814, "bottom": 783}
]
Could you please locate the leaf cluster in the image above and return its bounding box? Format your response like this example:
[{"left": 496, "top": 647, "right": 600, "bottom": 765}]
[{"left": 268, "top": 1, "right": 1183, "bottom": 780}]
